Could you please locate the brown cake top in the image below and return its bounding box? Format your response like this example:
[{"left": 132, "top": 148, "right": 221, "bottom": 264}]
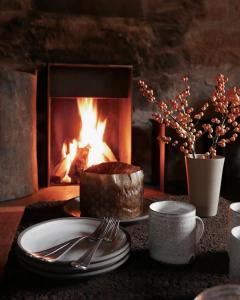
[{"left": 85, "top": 162, "right": 141, "bottom": 175}]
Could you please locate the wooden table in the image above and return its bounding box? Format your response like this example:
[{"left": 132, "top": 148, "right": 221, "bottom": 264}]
[
  {"left": 0, "top": 185, "right": 164, "bottom": 280},
  {"left": 0, "top": 185, "right": 164, "bottom": 208},
  {"left": 0, "top": 207, "right": 25, "bottom": 279},
  {"left": 0, "top": 197, "right": 231, "bottom": 300}
]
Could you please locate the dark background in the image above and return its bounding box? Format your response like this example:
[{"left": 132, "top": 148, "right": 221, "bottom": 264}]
[{"left": 1, "top": 0, "right": 240, "bottom": 200}]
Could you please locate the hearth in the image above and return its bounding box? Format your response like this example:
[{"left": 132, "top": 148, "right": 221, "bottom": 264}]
[
  {"left": 0, "top": 65, "right": 164, "bottom": 202},
  {"left": 37, "top": 64, "right": 132, "bottom": 186}
]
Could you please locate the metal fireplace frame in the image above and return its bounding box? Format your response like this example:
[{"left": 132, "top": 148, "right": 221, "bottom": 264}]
[{"left": 37, "top": 63, "right": 133, "bottom": 186}]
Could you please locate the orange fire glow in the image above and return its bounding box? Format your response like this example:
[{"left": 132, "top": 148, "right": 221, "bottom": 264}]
[{"left": 53, "top": 97, "right": 116, "bottom": 183}]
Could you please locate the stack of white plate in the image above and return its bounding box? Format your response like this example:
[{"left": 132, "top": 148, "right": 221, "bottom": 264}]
[{"left": 17, "top": 217, "right": 131, "bottom": 279}]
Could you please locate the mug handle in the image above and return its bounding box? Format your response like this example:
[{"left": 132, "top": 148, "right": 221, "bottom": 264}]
[{"left": 195, "top": 216, "right": 204, "bottom": 243}]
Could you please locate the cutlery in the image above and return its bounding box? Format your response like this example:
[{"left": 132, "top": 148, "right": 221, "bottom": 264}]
[
  {"left": 32, "top": 218, "right": 109, "bottom": 262},
  {"left": 71, "top": 218, "right": 119, "bottom": 270}
]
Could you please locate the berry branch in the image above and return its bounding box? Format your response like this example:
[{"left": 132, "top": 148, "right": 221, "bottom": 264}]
[{"left": 139, "top": 74, "right": 240, "bottom": 159}]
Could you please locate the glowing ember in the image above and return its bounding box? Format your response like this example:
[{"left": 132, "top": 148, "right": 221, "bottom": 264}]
[{"left": 53, "top": 97, "right": 116, "bottom": 183}]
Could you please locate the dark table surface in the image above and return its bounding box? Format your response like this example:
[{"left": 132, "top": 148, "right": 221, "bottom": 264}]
[{"left": 0, "top": 196, "right": 233, "bottom": 300}]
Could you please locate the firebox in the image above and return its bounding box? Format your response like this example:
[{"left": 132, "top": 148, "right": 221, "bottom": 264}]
[{"left": 37, "top": 64, "right": 132, "bottom": 186}]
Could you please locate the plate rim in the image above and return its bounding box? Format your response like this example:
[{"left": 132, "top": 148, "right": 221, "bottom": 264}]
[
  {"left": 63, "top": 197, "right": 150, "bottom": 225},
  {"left": 17, "top": 217, "right": 130, "bottom": 263},
  {"left": 17, "top": 245, "right": 131, "bottom": 273},
  {"left": 19, "top": 253, "right": 130, "bottom": 279}
]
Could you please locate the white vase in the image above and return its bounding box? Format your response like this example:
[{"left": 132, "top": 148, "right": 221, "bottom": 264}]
[{"left": 185, "top": 155, "right": 225, "bottom": 217}]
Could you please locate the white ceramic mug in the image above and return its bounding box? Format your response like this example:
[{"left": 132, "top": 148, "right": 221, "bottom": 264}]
[
  {"left": 229, "top": 226, "right": 240, "bottom": 281},
  {"left": 229, "top": 203, "right": 240, "bottom": 235},
  {"left": 149, "top": 200, "right": 204, "bottom": 265},
  {"left": 228, "top": 203, "right": 240, "bottom": 253}
]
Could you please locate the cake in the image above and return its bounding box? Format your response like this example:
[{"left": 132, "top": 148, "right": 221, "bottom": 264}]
[{"left": 80, "top": 162, "right": 144, "bottom": 219}]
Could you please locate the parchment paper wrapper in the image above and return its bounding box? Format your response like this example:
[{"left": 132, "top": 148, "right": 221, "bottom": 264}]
[{"left": 80, "top": 170, "right": 144, "bottom": 219}]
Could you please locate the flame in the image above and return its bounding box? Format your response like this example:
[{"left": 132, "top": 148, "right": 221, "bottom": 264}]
[
  {"left": 53, "top": 97, "right": 116, "bottom": 183},
  {"left": 61, "top": 140, "right": 78, "bottom": 183},
  {"left": 77, "top": 98, "right": 108, "bottom": 166}
]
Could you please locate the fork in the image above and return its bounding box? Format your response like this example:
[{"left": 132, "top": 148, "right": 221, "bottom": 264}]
[
  {"left": 71, "top": 218, "right": 119, "bottom": 270},
  {"left": 32, "top": 218, "right": 109, "bottom": 262}
]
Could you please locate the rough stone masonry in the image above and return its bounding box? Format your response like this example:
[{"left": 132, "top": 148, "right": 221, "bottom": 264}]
[{"left": 0, "top": 0, "right": 240, "bottom": 197}]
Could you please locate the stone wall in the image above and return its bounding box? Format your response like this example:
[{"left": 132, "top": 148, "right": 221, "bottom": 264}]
[
  {"left": 1, "top": 0, "right": 240, "bottom": 194},
  {"left": 0, "top": 69, "right": 37, "bottom": 201}
]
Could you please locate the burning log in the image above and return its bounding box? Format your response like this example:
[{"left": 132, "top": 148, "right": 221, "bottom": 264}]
[
  {"left": 52, "top": 98, "right": 118, "bottom": 184},
  {"left": 69, "top": 143, "right": 117, "bottom": 183},
  {"left": 101, "top": 142, "right": 117, "bottom": 162},
  {"left": 80, "top": 162, "right": 144, "bottom": 219},
  {"left": 68, "top": 146, "right": 90, "bottom": 183},
  {"left": 52, "top": 157, "right": 69, "bottom": 179},
  {"left": 52, "top": 146, "right": 89, "bottom": 183}
]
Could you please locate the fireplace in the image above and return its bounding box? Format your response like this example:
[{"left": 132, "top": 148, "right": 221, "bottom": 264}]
[
  {"left": 1, "top": 1, "right": 240, "bottom": 203},
  {"left": 38, "top": 64, "right": 132, "bottom": 186},
  {"left": 0, "top": 65, "right": 163, "bottom": 202}
]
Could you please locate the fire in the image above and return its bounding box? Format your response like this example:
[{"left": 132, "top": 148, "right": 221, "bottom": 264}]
[{"left": 53, "top": 98, "right": 116, "bottom": 183}]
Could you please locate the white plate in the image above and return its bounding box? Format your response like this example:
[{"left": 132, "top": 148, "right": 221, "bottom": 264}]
[
  {"left": 19, "top": 254, "right": 130, "bottom": 279},
  {"left": 17, "top": 218, "right": 129, "bottom": 264},
  {"left": 63, "top": 197, "right": 149, "bottom": 225},
  {"left": 17, "top": 245, "right": 130, "bottom": 273}
]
